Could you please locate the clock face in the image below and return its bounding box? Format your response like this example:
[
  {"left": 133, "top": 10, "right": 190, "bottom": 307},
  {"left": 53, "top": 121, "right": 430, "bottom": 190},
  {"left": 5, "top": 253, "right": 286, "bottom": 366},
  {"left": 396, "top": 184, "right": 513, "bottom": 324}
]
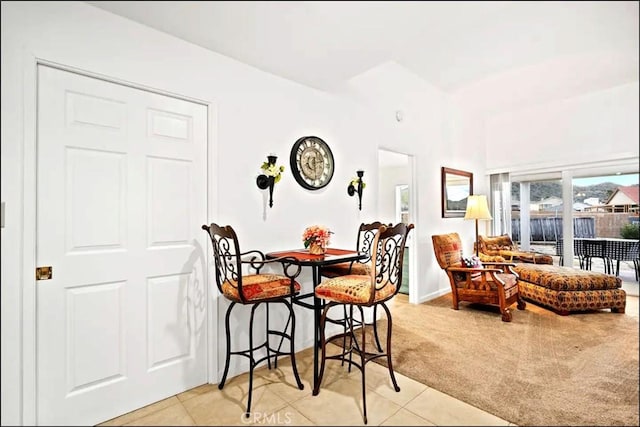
[{"left": 290, "top": 136, "right": 334, "bottom": 190}]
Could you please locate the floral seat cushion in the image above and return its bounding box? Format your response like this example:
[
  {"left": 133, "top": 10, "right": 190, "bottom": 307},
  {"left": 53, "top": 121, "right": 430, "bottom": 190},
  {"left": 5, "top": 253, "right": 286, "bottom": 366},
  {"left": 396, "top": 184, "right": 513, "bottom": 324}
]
[
  {"left": 463, "top": 272, "right": 517, "bottom": 289},
  {"left": 222, "top": 274, "right": 301, "bottom": 302},
  {"left": 315, "top": 274, "right": 395, "bottom": 305}
]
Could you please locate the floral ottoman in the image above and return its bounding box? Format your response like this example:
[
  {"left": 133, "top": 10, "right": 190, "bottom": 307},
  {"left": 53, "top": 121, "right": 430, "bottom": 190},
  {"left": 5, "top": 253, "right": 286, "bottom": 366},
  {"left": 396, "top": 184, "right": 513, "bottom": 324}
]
[{"left": 513, "top": 264, "right": 626, "bottom": 315}]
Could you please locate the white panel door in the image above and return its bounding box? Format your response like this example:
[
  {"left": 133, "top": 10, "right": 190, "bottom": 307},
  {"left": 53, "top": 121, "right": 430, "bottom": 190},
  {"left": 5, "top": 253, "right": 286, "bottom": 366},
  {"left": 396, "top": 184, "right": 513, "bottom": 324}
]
[{"left": 36, "top": 65, "right": 208, "bottom": 426}]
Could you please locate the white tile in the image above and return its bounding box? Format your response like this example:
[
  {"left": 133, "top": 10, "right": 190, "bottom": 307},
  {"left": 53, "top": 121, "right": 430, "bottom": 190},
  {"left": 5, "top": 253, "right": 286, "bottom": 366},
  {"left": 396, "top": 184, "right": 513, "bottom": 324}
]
[
  {"left": 380, "top": 408, "right": 436, "bottom": 426},
  {"left": 405, "top": 388, "right": 510, "bottom": 426}
]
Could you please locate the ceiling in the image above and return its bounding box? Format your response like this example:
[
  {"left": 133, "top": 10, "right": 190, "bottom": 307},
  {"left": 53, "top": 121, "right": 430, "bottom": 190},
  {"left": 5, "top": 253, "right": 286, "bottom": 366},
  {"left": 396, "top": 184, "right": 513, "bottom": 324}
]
[{"left": 87, "top": 1, "right": 638, "bottom": 105}]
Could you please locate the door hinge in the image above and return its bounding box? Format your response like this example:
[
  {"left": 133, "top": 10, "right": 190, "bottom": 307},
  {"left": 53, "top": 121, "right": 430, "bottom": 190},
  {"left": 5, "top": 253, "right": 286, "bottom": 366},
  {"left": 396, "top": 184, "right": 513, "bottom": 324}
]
[{"left": 36, "top": 266, "right": 52, "bottom": 280}]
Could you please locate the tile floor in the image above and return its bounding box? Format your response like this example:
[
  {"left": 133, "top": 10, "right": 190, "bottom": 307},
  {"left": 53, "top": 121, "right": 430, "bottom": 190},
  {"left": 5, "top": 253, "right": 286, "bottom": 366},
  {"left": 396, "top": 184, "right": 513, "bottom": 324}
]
[
  {"left": 99, "top": 290, "right": 517, "bottom": 426},
  {"left": 99, "top": 261, "right": 638, "bottom": 426},
  {"left": 99, "top": 338, "right": 513, "bottom": 426}
]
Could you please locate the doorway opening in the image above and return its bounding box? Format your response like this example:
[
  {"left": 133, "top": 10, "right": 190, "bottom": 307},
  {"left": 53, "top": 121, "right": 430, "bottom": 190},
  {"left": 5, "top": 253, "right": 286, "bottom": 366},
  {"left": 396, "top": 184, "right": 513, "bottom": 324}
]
[{"left": 378, "top": 149, "right": 414, "bottom": 297}]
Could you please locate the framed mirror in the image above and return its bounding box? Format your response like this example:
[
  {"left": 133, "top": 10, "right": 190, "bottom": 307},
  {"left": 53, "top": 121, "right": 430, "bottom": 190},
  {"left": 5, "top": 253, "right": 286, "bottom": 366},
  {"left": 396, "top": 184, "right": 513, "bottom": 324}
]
[{"left": 441, "top": 167, "right": 473, "bottom": 218}]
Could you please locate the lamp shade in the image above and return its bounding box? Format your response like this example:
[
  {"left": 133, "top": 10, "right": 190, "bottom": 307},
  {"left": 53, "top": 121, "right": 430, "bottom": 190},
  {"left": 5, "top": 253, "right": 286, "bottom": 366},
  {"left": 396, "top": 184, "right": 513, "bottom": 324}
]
[{"left": 464, "top": 195, "right": 492, "bottom": 220}]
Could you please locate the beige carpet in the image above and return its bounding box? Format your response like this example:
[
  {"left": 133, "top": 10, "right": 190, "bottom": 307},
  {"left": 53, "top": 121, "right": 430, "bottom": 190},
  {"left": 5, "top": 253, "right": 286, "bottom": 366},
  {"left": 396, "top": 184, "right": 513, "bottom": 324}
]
[{"left": 368, "top": 294, "right": 639, "bottom": 426}]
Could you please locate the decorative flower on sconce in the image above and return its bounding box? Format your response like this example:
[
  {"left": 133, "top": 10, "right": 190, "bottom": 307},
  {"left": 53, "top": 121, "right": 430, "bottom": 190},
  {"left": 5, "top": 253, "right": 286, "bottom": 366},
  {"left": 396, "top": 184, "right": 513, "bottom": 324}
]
[
  {"left": 256, "top": 154, "right": 285, "bottom": 208},
  {"left": 347, "top": 170, "right": 365, "bottom": 210}
]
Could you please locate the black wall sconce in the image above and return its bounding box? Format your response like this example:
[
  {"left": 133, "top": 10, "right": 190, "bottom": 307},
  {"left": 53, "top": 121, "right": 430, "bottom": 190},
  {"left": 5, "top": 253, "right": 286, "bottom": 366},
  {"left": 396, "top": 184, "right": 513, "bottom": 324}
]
[
  {"left": 347, "top": 170, "right": 365, "bottom": 210},
  {"left": 256, "top": 154, "right": 279, "bottom": 208}
]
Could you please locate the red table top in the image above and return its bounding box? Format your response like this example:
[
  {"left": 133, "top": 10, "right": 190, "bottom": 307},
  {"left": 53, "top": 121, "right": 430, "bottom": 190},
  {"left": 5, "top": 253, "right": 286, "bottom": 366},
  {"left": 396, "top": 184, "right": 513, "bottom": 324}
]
[{"left": 266, "top": 248, "right": 363, "bottom": 264}]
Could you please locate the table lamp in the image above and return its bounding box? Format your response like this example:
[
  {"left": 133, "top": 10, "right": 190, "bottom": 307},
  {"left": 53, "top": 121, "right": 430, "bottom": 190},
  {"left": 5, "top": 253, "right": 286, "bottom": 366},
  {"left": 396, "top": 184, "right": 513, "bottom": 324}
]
[{"left": 464, "top": 194, "right": 492, "bottom": 257}]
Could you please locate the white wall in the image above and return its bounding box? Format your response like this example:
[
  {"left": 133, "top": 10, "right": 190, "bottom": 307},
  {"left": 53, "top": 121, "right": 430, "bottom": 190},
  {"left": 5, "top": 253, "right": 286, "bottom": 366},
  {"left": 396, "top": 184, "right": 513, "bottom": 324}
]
[
  {"left": 344, "top": 62, "right": 483, "bottom": 304},
  {"left": 0, "top": 3, "right": 458, "bottom": 425},
  {"left": 485, "top": 82, "right": 640, "bottom": 171}
]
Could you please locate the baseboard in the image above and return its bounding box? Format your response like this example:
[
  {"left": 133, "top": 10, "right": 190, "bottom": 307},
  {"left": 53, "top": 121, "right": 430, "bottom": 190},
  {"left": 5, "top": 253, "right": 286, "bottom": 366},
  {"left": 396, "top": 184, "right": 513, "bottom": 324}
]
[{"left": 416, "top": 287, "right": 451, "bottom": 304}]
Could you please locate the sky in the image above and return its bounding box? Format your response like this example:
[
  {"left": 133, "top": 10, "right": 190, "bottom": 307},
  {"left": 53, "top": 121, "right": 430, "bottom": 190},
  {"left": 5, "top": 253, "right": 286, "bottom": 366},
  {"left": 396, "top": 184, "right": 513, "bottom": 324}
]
[
  {"left": 573, "top": 173, "right": 639, "bottom": 187},
  {"left": 447, "top": 184, "right": 469, "bottom": 201}
]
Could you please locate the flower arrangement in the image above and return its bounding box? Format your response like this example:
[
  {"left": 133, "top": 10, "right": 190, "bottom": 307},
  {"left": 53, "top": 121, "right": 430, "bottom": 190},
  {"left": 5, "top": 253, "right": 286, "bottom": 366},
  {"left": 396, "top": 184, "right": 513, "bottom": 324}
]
[
  {"left": 302, "top": 225, "right": 333, "bottom": 252},
  {"left": 261, "top": 161, "right": 285, "bottom": 184}
]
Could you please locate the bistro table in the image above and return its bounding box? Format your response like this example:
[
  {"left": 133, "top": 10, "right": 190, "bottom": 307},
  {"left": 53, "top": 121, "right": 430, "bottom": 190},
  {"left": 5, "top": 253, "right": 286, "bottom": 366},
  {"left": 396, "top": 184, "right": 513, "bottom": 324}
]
[{"left": 265, "top": 247, "right": 366, "bottom": 393}]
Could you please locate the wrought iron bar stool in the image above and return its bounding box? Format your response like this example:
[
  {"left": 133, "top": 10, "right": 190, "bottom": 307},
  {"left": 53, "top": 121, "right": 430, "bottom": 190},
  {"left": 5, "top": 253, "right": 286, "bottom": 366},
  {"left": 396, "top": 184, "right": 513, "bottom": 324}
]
[
  {"left": 320, "top": 221, "right": 386, "bottom": 358},
  {"left": 313, "top": 223, "right": 413, "bottom": 424},
  {"left": 202, "top": 223, "right": 304, "bottom": 417}
]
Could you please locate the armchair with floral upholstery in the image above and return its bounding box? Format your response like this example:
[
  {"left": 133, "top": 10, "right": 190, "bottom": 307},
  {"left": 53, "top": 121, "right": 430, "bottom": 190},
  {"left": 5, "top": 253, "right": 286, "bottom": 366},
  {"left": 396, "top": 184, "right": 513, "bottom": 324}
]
[
  {"left": 432, "top": 232, "right": 526, "bottom": 322},
  {"left": 476, "top": 234, "right": 553, "bottom": 265}
]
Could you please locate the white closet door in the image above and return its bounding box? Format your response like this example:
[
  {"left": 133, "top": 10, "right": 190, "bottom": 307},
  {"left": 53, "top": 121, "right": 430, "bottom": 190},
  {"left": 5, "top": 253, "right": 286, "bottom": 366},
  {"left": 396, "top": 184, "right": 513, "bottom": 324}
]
[{"left": 36, "top": 65, "right": 208, "bottom": 426}]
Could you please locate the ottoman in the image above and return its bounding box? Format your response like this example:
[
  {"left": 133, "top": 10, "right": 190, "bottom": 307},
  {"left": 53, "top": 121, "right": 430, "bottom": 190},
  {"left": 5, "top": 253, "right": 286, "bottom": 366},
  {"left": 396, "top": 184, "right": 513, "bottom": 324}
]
[{"left": 513, "top": 264, "right": 626, "bottom": 315}]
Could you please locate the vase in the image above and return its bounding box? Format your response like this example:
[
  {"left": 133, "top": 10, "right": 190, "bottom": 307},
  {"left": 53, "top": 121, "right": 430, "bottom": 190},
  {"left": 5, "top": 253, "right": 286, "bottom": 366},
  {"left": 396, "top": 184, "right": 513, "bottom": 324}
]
[{"left": 308, "top": 243, "right": 325, "bottom": 255}]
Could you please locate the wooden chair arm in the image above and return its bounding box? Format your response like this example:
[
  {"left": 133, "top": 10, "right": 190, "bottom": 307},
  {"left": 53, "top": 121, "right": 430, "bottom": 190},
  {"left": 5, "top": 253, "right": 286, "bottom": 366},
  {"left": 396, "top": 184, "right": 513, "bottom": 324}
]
[
  {"left": 446, "top": 267, "right": 510, "bottom": 289},
  {"left": 480, "top": 261, "right": 519, "bottom": 277}
]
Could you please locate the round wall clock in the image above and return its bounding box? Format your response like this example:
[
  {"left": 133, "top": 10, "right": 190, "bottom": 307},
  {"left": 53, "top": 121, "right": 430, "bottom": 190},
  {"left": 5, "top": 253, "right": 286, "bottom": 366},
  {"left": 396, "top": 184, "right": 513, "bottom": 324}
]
[{"left": 289, "top": 136, "right": 335, "bottom": 190}]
